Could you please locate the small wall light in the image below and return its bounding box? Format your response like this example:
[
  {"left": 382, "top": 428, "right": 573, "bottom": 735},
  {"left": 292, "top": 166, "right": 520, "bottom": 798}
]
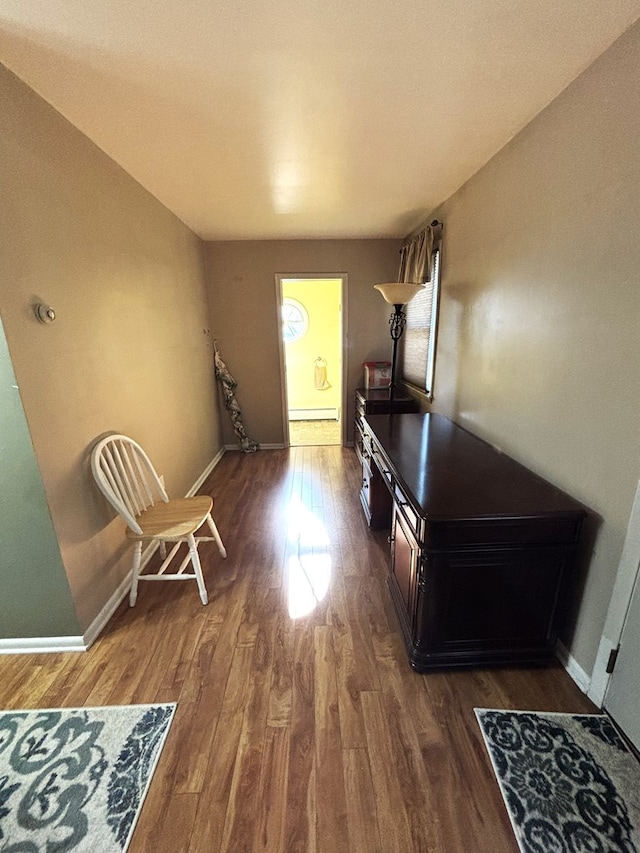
[{"left": 34, "top": 303, "right": 56, "bottom": 324}]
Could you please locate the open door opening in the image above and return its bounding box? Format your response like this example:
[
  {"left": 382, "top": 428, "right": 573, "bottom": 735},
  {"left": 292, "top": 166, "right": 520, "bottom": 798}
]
[{"left": 276, "top": 276, "right": 345, "bottom": 447}]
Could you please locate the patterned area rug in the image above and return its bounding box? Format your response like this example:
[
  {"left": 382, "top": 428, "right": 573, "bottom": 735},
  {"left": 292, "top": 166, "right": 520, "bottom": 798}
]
[
  {"left": 476, "top": 709, "right": 640, "bottom": 853},
  {"left": 0, "top": 703, "right": 175, "bottom": 852}
]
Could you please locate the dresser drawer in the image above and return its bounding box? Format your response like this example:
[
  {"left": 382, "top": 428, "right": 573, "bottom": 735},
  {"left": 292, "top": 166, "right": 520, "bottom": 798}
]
[
  {"left": 371, "top": 444, "right": 390, "bottom": 475},
  {"left": 394, "top": 482, "right": 420, "bottom": 536},
  {"left": 422, "top": 514, "right": 584, "bottom": 550}
]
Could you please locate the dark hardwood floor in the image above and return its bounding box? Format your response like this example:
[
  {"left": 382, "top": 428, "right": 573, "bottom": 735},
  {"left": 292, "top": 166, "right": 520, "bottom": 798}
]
[{"left": 0, "top": 446, "right": 597, "bottom": 852}]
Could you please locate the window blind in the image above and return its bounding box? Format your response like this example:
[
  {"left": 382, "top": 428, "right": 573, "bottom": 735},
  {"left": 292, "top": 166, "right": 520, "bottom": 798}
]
[{"left": 400, "top": 247, "right": 441, "bottom": 394}]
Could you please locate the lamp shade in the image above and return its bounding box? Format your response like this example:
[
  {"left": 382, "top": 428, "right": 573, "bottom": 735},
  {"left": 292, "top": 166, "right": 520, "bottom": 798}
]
[{"left": 374, "top": 282, "right": 425, "bottom": 305}]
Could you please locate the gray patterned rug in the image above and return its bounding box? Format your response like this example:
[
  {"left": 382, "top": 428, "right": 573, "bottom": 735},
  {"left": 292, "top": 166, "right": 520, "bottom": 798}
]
[
  {"left": 476, "top": 709, "right": 640, "bottom": 853},
  {"left": 0, "top": 703, "right": 175, "bottom": 852}
]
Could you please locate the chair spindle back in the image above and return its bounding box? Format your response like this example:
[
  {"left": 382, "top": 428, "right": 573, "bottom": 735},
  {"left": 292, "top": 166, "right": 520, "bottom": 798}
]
[{"left": 91, "top": 434, "right": 169, "bottom": 534}]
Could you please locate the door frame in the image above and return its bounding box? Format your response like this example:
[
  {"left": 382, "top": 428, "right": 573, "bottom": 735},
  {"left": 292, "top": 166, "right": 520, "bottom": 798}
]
[
  {"left": 588, "top": 478, "right": 640, "bottom": 707},
  {"left": 274, "top": 273, "right": 348, "bottom": 448}
]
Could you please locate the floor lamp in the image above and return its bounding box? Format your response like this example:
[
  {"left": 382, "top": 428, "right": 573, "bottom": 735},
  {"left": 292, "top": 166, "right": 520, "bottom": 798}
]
[{"left": 374, "top": 283, "right": 425, "bottom": 406}]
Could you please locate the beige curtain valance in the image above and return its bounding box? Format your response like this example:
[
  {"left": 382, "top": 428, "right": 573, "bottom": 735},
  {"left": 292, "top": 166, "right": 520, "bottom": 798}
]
[
  {"left": 398, "top": 219, "right": 442, "bottom": 284},
  {"left": 398, "top": 224, "right": 435, "bottom": 284}
]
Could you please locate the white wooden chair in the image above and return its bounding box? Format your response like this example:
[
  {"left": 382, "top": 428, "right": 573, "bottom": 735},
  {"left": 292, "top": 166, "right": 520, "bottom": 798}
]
[{"left": 91, "top": 434, "right": 226, "bottom": 606}]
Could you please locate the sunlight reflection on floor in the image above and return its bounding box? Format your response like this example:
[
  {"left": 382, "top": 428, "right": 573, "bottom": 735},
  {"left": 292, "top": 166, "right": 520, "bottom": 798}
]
[{"left": 286, "top": 495, "right": 331, "bottom": 618}]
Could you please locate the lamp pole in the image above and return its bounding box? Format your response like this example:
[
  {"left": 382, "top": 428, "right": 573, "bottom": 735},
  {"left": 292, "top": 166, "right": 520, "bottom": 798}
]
[{"left": 388, "top": 303, "right": 407, "bottom": 407}]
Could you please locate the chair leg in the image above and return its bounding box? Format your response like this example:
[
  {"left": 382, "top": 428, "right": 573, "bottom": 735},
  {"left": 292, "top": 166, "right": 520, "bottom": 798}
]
[
  {"left": 206, "top": 514, "right": 227, "bottom": 558},
  {"left": 130, "top": 540, "right": 143, "bottom": 606},
  {"left": 159, "top": 541, "right": 167, "bottom": 560},
  {"left": 188, "top": 534, "right": 208, "bottom": 605}
]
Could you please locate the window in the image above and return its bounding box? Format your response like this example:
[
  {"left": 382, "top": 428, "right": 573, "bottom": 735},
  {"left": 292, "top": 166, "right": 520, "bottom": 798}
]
[
  {"left": 282, "top": 298, "right": 309, "bottom": 343},
  {"left": 400, "top": 246, "right": 441, "bottom": 399}
]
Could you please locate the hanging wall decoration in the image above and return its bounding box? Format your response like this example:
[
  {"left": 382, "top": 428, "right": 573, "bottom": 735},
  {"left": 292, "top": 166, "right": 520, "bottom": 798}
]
[{"left": 213, "top": 342, "right": 259, "bottom": 453}]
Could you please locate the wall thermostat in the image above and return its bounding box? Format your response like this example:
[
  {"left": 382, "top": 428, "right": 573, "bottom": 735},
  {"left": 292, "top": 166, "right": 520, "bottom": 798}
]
[{"left": 34, "top": 303, "right": 56, "bottom": 324}]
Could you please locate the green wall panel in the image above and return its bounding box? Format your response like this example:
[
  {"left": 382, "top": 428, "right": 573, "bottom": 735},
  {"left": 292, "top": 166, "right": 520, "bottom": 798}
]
[{"left": 0, "top": 316, "right": 81, "bottom": 639}]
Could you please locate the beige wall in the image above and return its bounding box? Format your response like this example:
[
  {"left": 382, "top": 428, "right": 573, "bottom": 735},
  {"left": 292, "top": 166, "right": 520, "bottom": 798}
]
[
  {"left": 204, "top": 240, "right": 401, "bottom": 446},
  {"left": 423, "top": 22, "right": 640, "bottom": 674},
  {"left": 0, "top": 64, "right": 222, "bottom": 633}
]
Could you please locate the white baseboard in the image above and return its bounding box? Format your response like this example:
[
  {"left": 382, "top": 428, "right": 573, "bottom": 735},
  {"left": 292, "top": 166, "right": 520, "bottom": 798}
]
[
  {"left": 0, "top": 636, "right": 87, "bottom": 654},
  {"left": 81, "top": 542, "right": 160, "bottom": 649},
  {"left": 186, "top": 447, "right": 225, "bottom": 496},
  {"left": 556, "top": 640, "right": 592, "bottom": 695}
]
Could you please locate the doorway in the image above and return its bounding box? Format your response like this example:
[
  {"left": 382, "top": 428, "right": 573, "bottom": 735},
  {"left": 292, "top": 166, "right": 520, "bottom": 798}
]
[{"left": 276, "top": 276, "right": 345, "bottom": 447}]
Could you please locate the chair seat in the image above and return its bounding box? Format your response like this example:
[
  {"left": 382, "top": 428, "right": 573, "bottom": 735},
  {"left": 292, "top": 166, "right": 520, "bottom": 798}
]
[{"left": 125, "top": 495, "right": 214, "bottom": 540}]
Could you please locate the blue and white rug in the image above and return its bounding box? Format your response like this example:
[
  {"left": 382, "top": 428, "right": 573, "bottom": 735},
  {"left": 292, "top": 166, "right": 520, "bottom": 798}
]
[
  {"left": 475, "top": 709, "right": 640, "bottom": 853},
  {"left": 0, "top": 703, "right": 175, "bottom": 852}
]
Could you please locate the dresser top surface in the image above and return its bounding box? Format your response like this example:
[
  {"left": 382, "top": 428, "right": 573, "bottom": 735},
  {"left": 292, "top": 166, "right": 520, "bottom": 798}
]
[
  {"left": 356, "top": 388, "right": 415, "bottom": 403},
  {"left": 365, "top": 413, "right": 587, "bottom": 521}
]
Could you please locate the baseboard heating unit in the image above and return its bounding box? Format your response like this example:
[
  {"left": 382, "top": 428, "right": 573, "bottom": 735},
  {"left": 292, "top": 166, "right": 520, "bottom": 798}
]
[{"left": 288, "top": 408, "right": 339, "bottom": 421}]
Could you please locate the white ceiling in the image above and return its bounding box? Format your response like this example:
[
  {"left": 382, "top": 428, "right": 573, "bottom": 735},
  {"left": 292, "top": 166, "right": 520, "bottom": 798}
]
[{"left": 1, "top": 1, "right": 640, "bottom": 240}]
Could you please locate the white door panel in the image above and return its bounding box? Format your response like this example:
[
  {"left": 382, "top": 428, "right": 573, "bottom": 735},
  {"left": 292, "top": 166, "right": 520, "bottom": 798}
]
[{"left": 604, "top": 564, "right": 640, "bottom": 752}]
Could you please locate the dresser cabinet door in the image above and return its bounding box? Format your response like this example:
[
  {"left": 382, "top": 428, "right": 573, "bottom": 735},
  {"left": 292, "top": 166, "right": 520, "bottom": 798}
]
[
  {"left": 425, "top": 548, "right": 567, "bottom": 650},
  {"left": 408, "top": 546, "right": 569, "bottom": 668},
  {"left": 390, "top": 507, "right": 420, "bottom": 636}
]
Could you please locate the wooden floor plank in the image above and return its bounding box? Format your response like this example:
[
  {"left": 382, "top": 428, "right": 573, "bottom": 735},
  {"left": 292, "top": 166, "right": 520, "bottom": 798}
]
[
  {"left": 0, "top": 445, "right": 599, "bottom": 853},
  {"left": 267, "top": 607, "right": 295, "bottom": 728},
  {"left": 314, "top": 625, "right": 349, "bottom": 853},
  {"left": 330, "top": 574, "right": 369, "bottom": 750},
  {"left": 343, "top": 748, "right": 383, "bottom": 853},
  {"left": 284, "top": 621, "right": 317, "bottom": 853},
  {"left": 219, "top": 666, "right": 271, "bottom": 852},
  {"left": 135, "top": 791, "right": 200, "bottom": 853},
  {"left": 361, "top": 689, "right": 415, "bottom": 850},
  {"left": 255, "top": 725, "right": 291, "bottom": 852}
]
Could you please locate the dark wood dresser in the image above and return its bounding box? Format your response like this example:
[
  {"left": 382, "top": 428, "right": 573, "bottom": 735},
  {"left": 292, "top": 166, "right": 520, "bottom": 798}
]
[
  {"left": 361, "top": 412, "right": 586, "bottom": 671},
  {"left": 354, "top": 389, "right": 419, "bottom": 527}
]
